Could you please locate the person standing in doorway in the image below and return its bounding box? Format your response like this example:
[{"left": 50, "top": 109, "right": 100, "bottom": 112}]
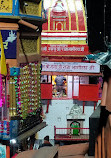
[{"left": 55, "top": 75, "right": 66, "bottom": 97}]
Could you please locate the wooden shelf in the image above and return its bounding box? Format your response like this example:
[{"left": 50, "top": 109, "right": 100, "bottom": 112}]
[
  {"left": 16, "top": 122, "right": 46, "bottom": 142},
  {"left": 18, "top": 53, "right": 41, "bottom": 63}
]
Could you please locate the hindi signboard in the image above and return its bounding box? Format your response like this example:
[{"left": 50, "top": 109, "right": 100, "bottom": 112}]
[
  {"left": 42, "top": 62, "right": 100, "bottom": 73},
  {"left": 41, "top": 44, "right": 89, "bottom": 55}
]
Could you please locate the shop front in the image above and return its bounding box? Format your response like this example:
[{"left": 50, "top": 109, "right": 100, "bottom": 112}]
[
  {"left": 0, "top": 0, "right": 46, "bottom": 155},
  {"left": 41, "top": 61, "right": 101, "bottom": 100}
]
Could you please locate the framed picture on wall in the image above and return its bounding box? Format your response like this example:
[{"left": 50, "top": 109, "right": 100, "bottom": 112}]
[{"left": 41, "top": 75, "right": 51, "bottom": 83}]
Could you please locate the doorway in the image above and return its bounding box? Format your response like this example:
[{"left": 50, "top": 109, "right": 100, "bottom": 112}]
[{"left": 52, "top": 75, "right": 67, "bottom": 98}]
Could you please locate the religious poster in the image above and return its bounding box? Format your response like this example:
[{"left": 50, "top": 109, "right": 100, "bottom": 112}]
[
  {"left": 52, "top": 75, "right": 67, "bottom": 98},
  {"left": 0, "top": 144, "right": 6, "bottom": 158}
]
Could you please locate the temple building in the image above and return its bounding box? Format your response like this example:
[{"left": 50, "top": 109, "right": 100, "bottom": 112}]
[{"left": 39, "top": 0, "right": 102, "bottom": 144}]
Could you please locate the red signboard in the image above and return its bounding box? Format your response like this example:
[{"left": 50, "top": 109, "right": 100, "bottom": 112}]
[
  {"left": 41, "top": 83, "right": 52, "bottom": 99},
  {"left": 41, "top": 44, "right": 89, "bottom": 56},
  {"left": 78, "top": 84, "right": 99, "bottom": 101}
]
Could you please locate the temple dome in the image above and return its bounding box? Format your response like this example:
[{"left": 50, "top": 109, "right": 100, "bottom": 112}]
[{"left": 42, "top": 0, "right": 87, "bottom": 32}]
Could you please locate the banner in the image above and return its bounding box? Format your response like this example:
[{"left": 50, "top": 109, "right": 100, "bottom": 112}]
[
  {"left": 0, "top": 30, "right": 17, "bottom": 59},
  {"left": 0, "top": 31, "right": 7, "bottom": 76},
  {"left": 0, "top": 121, "right": 10, "bottom": 140},
  {"left": 42, "top": 62, "right": 100, "bottom": 73},
  {"left": 10, "top": 120, "right": 18, "bottom": 139}
]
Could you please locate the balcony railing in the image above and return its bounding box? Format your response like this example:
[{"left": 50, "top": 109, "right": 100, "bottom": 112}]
[{"left": 54, "top": 126, "right": 89, "bottom": 141}]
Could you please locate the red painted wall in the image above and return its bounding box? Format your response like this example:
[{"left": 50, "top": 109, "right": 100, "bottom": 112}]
[
  {"left": 41, "top": 83, "right": 52, "bottom": 99},
  {"left": 79, "top": 84, "right": 99, "bottom": 101}
]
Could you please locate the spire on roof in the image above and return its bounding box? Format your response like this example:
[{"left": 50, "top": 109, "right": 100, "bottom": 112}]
[{"left": 53, "top": 0, "right": 65, "bottom": 12}]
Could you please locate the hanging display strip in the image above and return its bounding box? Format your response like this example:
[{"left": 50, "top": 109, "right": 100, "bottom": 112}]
[
  {"left": 9, "top": 63, "right": 41, "bottom": 119},
  {"left": 20, "top": 67, "right": 27, "bottom": 118},
  {"left": 0, "top": 76, "right": 6, "bottom": 121},
  {"left": 0, "top": 75, "right": 3, "bottom": 108},
  {"left": 37, "top": 63, "right": 41, "bottom": 106},
  {"left": 0, "top": 78, "right": 5, "bottom": 107},
  {"left": 14, "top": 76, "right": 22, "bottom": 115},
  {"left": 0, "top": 121, "right": 10, "bottom": 140},
  {"left": 19, "top": 62, "right": 41, "bottom": 119},
  {"left": 9, "top": 78, "right": 13, "bottom": 116},
  {"left": 9, "top": 77, "right": 17, "bottom": 117}
]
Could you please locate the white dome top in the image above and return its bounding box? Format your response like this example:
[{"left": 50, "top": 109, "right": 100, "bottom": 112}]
[{"left": 53, "top": 0, "right": 65, "bottom": 12}]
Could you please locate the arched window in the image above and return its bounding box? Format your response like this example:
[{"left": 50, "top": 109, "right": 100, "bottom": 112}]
[
  {"left": 70, "top": 121, "right": 80, "bottom": 135},
  {"left": 56, "top": 22, "right": 63, "bottom": 30}
]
